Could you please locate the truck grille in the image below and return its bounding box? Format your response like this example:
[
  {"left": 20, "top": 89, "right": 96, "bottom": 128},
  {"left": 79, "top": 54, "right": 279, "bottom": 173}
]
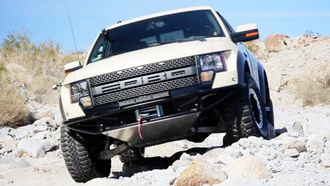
[
  {"left": 89, "top": 56, "right": 198, "bottom": 106},
  {"left": 93, "top": 76, "right": 198, "bottom": 106},
  {"left": 89, "top": 56, "right": 195, "bottom": 86}
]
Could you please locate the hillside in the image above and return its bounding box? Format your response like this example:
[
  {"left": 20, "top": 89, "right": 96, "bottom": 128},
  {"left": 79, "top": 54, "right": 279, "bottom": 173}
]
[
  {"left": 0, "top": 32, "right": 84, "bottom": 127},
  {"left": 0, "top": 34, "right": 329, "bottom": 186}
]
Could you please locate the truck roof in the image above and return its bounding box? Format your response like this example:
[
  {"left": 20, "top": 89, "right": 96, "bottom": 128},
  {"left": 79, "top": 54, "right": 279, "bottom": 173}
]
[{"left": 105, "top": 6, "right": 214, "bottom": 31}]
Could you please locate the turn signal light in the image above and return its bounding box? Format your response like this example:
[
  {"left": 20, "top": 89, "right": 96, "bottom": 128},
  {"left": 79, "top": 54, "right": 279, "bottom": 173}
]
[
  {"left": 79, "top": 96, "right": 92, "bottom": 107},
  {"left": 200, "top": 71, "right": 214, "bottom": 82}
]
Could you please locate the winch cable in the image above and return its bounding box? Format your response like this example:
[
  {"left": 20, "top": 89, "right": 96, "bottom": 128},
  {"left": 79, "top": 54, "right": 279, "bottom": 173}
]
[{"left": 137, "top": 115, "right": 144, "bottom": 140}]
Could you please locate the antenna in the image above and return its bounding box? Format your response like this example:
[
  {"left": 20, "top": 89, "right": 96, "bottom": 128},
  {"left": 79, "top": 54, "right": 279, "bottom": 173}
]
[{"left": 65, "top": 3, "right": 79, "bottom": 60}]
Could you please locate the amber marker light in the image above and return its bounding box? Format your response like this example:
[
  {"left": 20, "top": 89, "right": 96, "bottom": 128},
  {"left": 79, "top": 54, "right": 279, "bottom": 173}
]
[
  {"left": 246, "top": 31, "right": 259, "bottom": 37},
  {"left": 201, "top": 71, "right": 214, "bottom": 82}
]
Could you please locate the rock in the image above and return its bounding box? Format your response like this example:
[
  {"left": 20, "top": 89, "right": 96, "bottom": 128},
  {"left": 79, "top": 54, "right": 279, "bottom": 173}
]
[
  {"left": 321, "top": 154, "right": 330, "bottom": 168},
  {"left": 0, "top": 134, "right": 13, "bottom": 142},
  {"left": 33, "top": 117, "right": 51, "bottom": 126},
  {"left": 30, "top": 104, "right": 54, "bottom": 120},
  {"left": 0, "top": 128, "right": 10, "bottom": 136},
  {"left": 171, "top": 160, "right": 192, "bottom": 173},
  {"left": 33, "top": 125, "right": 48, "bottom": 133},
  {"left": 14, "top": 125, "right": 34, "bottom": 139},
  {"left": 0, "top": 127, "right": 13, "bottom": 142},
  {"left": 174, "top": 159, "right": 228, "bottom": 186},
  {"left": 237, "top": 136, "right": 264, "bottom": 150},
  {"left": 227, "top": 148, "right": 243, "bottom": 159},
  {"left": 32, "top": 132, "right": 47, "bottom": 140},
  {"left": 202, "top": 148, "right": 226, "bottom": 164},
  {"left": 52, "top": 127, "right": 61, "bottom": 141},
  {"left": 284, "top": 149, "right": 299, "bottom": 158},
  {"left": 43, "top": 139, "right": 58, "bottom": 152},
  {"left": 288, "top": 131, "right": 300, "bottom": 138},
  {"left": 17, "top": 139, "right": 45, "bottom": 158},
  {"left": 292, "top": 121, "right": 304, "bottom": 137},
  {"left": 287, "top": 140, "right": 307, "bottom": 153},
  {"left": 0, "top": 141, "right": 17, "bottom": 156},
  {"left": 226, "top": 155, "right": 271, "bottom": 179},
  {"left": 306, "top": 135, "right": 325, "bottom": 153},
  {"left": 52, "top": 108, "right": 63, "bottom": 127},
  {"left": 265, "top": 34, "right": 289, "bottom": 52}
]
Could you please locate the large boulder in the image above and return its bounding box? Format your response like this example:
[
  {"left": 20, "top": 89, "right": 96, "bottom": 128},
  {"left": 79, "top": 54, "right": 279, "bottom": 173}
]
[
  {"left": 265, "top": 34, "right": 289, "bottom": 52},
  {"left": 17, "top": 139, "right": 45, "bottom": 158},
  {"left": 174, "top": 159, "right": 228, "bottom": 186}
]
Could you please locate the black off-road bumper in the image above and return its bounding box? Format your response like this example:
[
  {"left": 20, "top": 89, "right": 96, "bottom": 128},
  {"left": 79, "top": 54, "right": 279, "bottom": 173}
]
[
  {"left": 62, "top": 85, "right": 240, "bottom": 147},
  {"left": 103, "top": 111, "right": 201, "bottom": 147}
]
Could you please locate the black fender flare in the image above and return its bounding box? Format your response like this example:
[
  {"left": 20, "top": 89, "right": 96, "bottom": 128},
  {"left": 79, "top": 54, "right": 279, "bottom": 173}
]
[
  {"left": 257, "top": 64, "right": 269, "bottom": 105},
  {"left": 237, "top": 50, "right": 250, "bottom": 86}
]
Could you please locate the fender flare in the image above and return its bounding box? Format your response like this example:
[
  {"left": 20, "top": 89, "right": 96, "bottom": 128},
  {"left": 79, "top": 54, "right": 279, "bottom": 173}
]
[
  {"left": 237, "top": 50, "right": 250, "bottom": 86},
  {"left": 257, "top": 64, "right": 268, "bottom": 105}
]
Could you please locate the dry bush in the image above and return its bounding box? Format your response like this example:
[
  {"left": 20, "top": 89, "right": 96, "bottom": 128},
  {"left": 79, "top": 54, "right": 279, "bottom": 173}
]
[
  {"left": 244, "top": 41, "right": 260, "bottom": 54},
  {"left": 292, "top": 71, "right": 330, "bottom": 106},
  {"left": 0, "top": 31, "right": 85, "bottom": 104},
  {"left": 0, "top": 31, "right": 85, "bottom": 126},
  {"left": 0, "top": 80, "right": 31, "bottom": 127},
  {"left": 0, "top": 62, "right": 5, "bottom": 74}
]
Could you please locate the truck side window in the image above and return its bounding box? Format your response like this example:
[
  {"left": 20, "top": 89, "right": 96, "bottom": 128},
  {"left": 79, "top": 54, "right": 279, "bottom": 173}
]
[{"left": 90, "top": 37, "right": 107, "bottom": 63}]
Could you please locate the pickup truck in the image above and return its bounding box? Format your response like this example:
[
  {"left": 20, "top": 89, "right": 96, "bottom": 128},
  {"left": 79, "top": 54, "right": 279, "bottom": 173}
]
[{"left": 59, "top": 6, "right": 275, "bottom": 182}]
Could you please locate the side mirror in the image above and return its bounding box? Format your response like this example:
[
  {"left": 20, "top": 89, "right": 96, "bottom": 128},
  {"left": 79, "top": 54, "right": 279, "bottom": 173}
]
[
  {"left": 231, "top": 23, "right": 259, "bottom": 42},
  {"left": 64, "top": 61, "right": 82, "bottom": 75}
]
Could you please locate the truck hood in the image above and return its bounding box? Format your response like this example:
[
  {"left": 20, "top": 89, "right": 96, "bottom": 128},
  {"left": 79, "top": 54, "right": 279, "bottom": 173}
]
[{"left": 63, "top": 37, "right": 236, "bottom": 85}]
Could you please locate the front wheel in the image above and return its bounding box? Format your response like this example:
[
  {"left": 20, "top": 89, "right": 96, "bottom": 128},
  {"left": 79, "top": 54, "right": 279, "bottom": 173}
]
[
  {"left": 60, "top": 126, "right": 111, "bottom": 183},
  {"left": 223, "top": 74, "right": 275, "bottom": 146}
]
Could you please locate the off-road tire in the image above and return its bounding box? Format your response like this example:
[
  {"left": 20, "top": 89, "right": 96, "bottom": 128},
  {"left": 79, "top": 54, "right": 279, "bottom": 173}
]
[
  {"left": 223, "top": 74, "right": 271, "bottom": 146},
  {"left": 61, "top": 126, "right": 111, "bottom": 183}
]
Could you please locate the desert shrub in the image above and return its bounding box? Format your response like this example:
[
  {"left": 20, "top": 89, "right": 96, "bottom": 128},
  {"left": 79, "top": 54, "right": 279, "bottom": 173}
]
[
  {"left": 0, "top": 62, "right": 5, "bottom": 74},
  {"left": 292, "top": 70, "right": 330, "bottom": 106},
  {"left": 0, "top": 31, "right": 85, "bottom": 104},
  {"left": 0, "top": 80, "right": 31, "bottom": 127},
  {"left": 244, "top": 41, "right": 260, "bottom": 54},
  {"left": 303, "top": 30, "right": 321, "bottom": 38},
  {"left": 0, "top": 31, "right": 86, "bottom": 126}
]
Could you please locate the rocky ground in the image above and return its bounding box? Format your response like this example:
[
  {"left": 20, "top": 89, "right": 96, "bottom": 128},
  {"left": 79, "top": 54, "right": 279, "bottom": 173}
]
[{"left": 0, "top": 35, "right": 330, "bottom": 186}]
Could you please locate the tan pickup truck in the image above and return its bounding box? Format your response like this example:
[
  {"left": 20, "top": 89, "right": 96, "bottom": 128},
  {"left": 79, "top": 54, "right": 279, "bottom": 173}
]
[{"left": 59, "top": 6, "right": 275, "bottom": 182}]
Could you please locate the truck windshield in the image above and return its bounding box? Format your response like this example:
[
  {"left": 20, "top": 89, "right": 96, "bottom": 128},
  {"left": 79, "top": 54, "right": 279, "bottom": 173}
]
[{"left": 88, "top": 10, "right": 224, "bottom": 63}]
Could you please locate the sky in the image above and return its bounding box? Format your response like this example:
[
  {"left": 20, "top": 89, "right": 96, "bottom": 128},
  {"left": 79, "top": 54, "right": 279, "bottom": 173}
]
[{"left": 1, "top": 0, "right": 330, "bottom": 52}]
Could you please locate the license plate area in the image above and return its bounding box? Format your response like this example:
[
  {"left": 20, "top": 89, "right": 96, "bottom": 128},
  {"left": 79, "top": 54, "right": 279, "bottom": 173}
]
[{"left": 135, "top": 105, "right": 164, "bottom": 121}]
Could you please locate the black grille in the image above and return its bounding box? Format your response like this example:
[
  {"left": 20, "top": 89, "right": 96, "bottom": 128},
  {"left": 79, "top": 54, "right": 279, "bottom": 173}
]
[
  {"left": 90, "top": 56, "right": 195, "bottom": 86},
  {"left": 94, "top": 76, "right": 198, "bottom": 106}
]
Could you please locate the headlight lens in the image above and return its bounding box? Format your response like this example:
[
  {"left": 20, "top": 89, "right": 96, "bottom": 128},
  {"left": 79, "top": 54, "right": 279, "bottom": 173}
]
[
  {"left": 71, "top": 80, "right": 90, "bottom": 103},
  {"left": 198, "top": 52, "right": 226, "bottom": 72},
  {"left": 198, "top": 52, "right": 228, "bottom": 82}
]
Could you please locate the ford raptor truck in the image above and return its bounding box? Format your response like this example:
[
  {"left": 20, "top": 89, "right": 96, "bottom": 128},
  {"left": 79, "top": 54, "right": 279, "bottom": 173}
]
[{"left": 59, "top": 6, "right": 276, "bottom": 182}]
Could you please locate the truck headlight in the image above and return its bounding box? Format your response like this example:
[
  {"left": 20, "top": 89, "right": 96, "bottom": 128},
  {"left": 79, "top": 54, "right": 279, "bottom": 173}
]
[
  {"left": 70, "top": 80, "right": 91, "bottom": 104},
  {"left": 197, "top": 52, "right": 228, "bottom": 82}
]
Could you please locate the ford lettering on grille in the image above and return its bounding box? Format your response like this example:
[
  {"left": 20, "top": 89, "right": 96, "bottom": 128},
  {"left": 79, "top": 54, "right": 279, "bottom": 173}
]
[{"left": 91, "top": 66, "right": 196, "bottom": 96}]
